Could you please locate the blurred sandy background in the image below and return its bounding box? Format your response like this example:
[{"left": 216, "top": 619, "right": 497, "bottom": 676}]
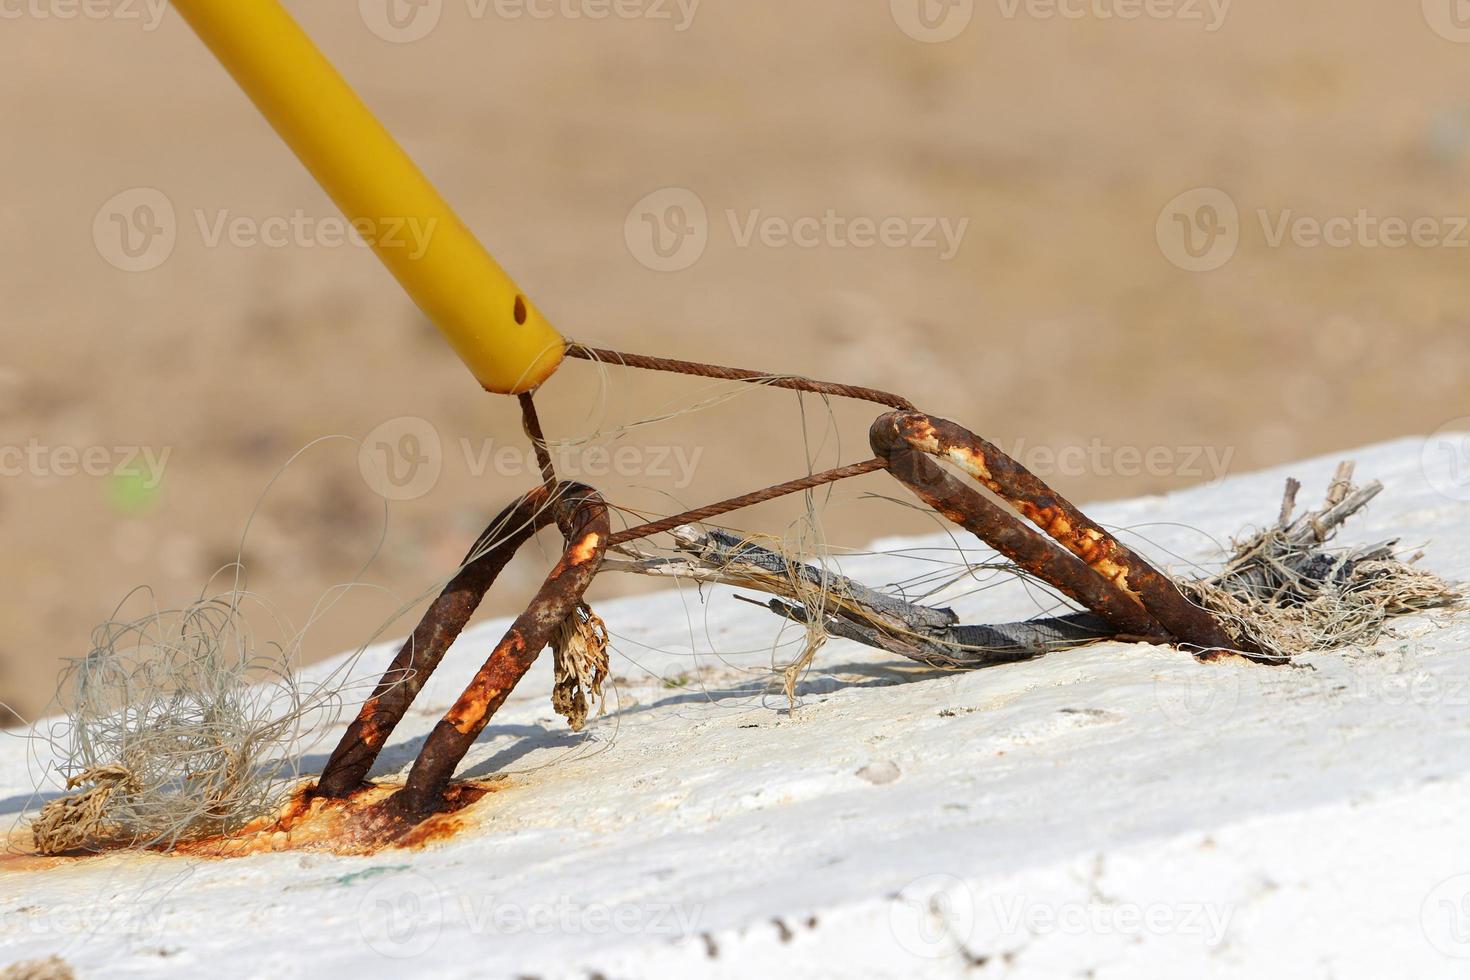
[{"left": 3, "top": 0, "right": 1469, "bottom": 721}]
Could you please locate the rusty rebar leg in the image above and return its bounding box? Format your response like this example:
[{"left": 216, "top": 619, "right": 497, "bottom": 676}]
[
  {"left": 872, "top": 423, "right": 1171, "bottom": 643},
  {"left": 387, "top": 485, "right": 609, "bottom": 817},
  {"left": 872, "top": 412, "right": 1245, "bottom": 652},
  {"left": 317, "top": 482, "right": 601, "bottom": 799}
]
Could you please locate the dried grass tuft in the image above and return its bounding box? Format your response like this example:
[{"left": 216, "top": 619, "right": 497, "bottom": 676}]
[
  {"left": 551, "top": 603, "right": 610, "bottom": 732},
  {"left": 1179, "top": 463, "right": 1461, "bottom": 660}
]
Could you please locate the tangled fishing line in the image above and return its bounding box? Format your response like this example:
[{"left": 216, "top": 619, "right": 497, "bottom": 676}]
[{"left": 28, "top": 589, "right": 341, "bottom": 854}]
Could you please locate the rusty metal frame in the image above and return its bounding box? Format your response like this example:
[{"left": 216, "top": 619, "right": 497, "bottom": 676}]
[{"left": 311, "top": 354, "right": 1249, "bottom": 830}]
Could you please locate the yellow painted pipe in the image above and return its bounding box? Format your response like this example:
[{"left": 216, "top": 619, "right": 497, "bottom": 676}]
[{"left": 172, "top": 0, "right": 565, "bottom": 394}]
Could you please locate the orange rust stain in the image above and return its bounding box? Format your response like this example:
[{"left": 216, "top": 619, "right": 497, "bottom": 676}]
[
  {"left": 0, "top": 849, "right": 72, "bottom": 874},
  {"left": 173, "top": 780, "right": 504, "bottom": 859},
  {"left": 1092, "top": 561, "right": 1140, "bottom": 599},
  {"left": 1016, "top": 503, "right": 1062, "bottom": 540},
  {"left": 6, "top": 780, "right": 507, "bottom": 867},
  {"left": 568, "top": 532, "right": 602, "bottom": 564},
  {"left": 905, "top": 422, "right": 942, "bottom": 453},
  {"left": 947, "top": 447, "right": 994, "bottom": 484},
  {"left": 1197, "top": 649, "right": 1249, "bottom": 664},
  {"left": 447, "top": 685, "right": 501, "bottom": 733}
]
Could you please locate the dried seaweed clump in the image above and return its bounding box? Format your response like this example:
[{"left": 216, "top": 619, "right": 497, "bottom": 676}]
[
  {"left": 550, "top": 602, "right": 610, "bottom": 732},
  {"left": 31, "top": 593, "right": 337, "bottom": 854},
  {"left": 1181, "top": 463, "right": 1461, "bottom": 660}
]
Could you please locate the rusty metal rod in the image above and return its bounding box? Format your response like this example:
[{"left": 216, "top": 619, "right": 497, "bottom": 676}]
[
  {"left": 518, "top": 391, "right": 558, "bottom": 492},
  {"left": 317, "top": 482, "right": 602, "bottom": 800},
  {"left": 607, "top": 458, "right": 887, "bottom": 547},
  {"left": 872, "top": 412, "right": 1245, "bottom": 652},
  {"left": 390, "top": 484, "right": 609, "bottom": 815},
  {"left": 871, "top": 420, "right": 1172, "bottom": 642},
  {"left": 565, "top": 343, "right": 916, "bottom": 411},
  {"left": 316, "top": 485, "right": 575, "bottom": 797}
]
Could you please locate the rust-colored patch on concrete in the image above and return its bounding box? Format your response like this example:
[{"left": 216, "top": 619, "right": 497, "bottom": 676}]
[
  {"left": 176, "top": 780, "right": 503, "bottom": 858},
  {"left": 0, "top": 847, "right": 71, "bottom": 874},
  {"left": 4, "top": 779, "right": 505, "bottom": 867}
]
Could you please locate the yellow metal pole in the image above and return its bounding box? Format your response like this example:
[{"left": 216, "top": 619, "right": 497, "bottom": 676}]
[{"left": 171, "top": 0, "right": 565, "bottom": 394}]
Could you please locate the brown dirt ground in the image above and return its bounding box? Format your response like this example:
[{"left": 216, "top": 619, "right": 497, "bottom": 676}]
[{"left": 3, "top": 1, "right": 1469, "bottom": 719}]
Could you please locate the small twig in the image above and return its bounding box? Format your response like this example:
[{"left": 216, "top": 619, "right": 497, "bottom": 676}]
[{"left": 1278, "top": 478, "right": 1301, "bottom": 528}]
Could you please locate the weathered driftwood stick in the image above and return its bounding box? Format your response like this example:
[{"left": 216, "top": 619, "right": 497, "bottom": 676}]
[
  {"left": 756, "top": 596, "right": 1111, "bottom": 668},
  {"left": 606, "top": 526, "right": 1115, "bottom": 667},
  {"left": 675, "top": 527, "right": 959, "bottom": 631}
]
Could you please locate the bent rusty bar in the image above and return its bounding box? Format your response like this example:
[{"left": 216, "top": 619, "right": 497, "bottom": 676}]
[
  {"left": 390, "top": 485, "right": 609, "bottom": 815},
  {"left": 317, "top": 482, "right": 604, "bottom": 799},
  {"left": 871, "top": 418, "right": 1171, "bottom": 642},
  {"left": 872, "top": 412, "right": 1243, "bottom": 651}
]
